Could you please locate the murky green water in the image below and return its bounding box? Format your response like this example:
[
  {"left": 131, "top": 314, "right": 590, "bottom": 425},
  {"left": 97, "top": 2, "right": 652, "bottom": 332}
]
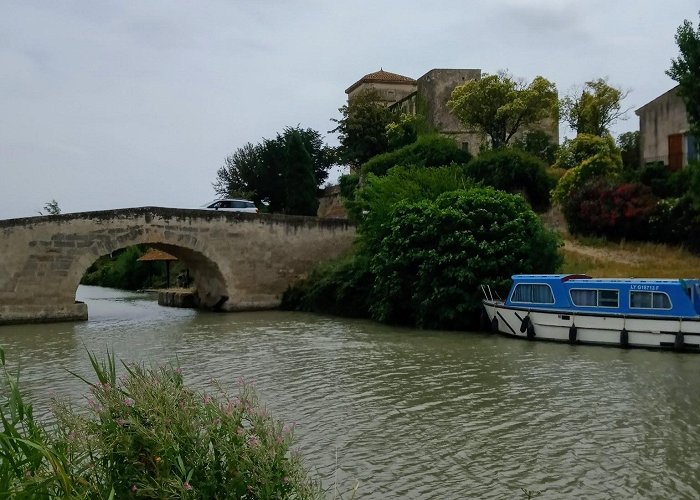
[{"left": 1, "top": 286, "right": 699, "bottom": 499}]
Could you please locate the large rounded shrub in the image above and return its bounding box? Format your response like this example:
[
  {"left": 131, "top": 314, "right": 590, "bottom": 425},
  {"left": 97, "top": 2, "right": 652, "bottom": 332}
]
[
  {"left": 369, "top": 187, "right": 562, "bottom": 329},
  {"left": 463, "top": 148, "right": 555, "bottom": 212},
  {"left": 554, "top": 133, "right": 622, "bottom": 170},
  {"left": 361, "top": 134, "right": 471, "bottom": 177},
  {"left": 552, "top": 152, "right": 622, "bottom": 205}
]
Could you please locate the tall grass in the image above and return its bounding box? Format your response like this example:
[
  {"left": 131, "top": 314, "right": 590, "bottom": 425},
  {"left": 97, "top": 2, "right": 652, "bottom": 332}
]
[{"left": 0, "top": 348, "right": 321, "bottom": 498}]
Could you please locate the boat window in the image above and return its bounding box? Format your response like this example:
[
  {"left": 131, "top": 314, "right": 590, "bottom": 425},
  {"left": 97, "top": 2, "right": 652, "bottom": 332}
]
[
  {"left": 511, "top": 284, "right": 554, "bottom": 304},
  {"left": 630, "top": 291, "right": 672, "bottom": 309},
  {"left": 570, "top": 289, "right": 619, "bottom": 308}
]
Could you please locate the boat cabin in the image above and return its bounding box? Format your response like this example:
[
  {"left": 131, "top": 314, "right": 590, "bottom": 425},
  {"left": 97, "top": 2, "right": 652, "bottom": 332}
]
[{"left": 504, "top": 275, "right": 700, "bottom": 318}]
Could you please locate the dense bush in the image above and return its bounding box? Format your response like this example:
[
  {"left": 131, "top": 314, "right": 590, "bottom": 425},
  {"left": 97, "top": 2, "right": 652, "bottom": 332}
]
[
  {"left": 552, "top": 152, "right": 622, "bottom": 205},
  {"left": 369, "top": 188, "right": 561, "bottom": 329},
  {"left": 281, "top": 254, "right": 373, "bottom": 318},
  {"left": 361, "top": 135, "right": 471, "bottom": 177},
  {"left": 350, "top": 165, "right": 473, "bottom": 248},
  {"left": 649, "top": 195, "right": 700, "bottom": 252},
  {"left": 553, "top": 133, "right": 622, "bottom": 170},
  {"left": 511, "top": 130, "right": 559, "bottom": 165},
  {"left": 463, "top": 148, "right": 555, "bottom": 212},
  {"left": 0, "top": 349, "right": 320, "bottom": 498},
  {"left": 561, "top": 179, "right": 658, "bottom": 240}
]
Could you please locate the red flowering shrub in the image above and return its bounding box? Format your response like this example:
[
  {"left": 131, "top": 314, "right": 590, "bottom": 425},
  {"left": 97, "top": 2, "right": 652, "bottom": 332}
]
[{"left": 562, "top": 179, "right": 658, "bottom": 240}]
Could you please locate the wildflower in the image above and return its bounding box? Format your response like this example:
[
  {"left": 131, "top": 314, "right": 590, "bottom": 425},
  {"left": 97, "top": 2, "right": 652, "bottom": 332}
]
[
  {"left": 174, "top": 367, "right": 183, "bottom": 375},
  {"left": 283, "top": 476, "right": 289, "bottom": 484},
  {"left": 123, "top": 397, "right": 135, "bottom": 407},
  {"left": 212, "top": 418, "right": 221, "bottom": 426},
  {"left": 203, "top": 394, "right": 212, "bottom": 404},
  {"left": 131, "top": 485, "right": 138, "bottom": 492},
  {"left": 116, "top": 418, "right": 128, "bottom": 426},
  {"left": 247, "top": 435, "right": 259, "bottom": 447},
  {"left": 183, "top": 481, "right": 193, "bottom": 491},
  {"left": 236, "top": 427, "right": 245, "bottom": 436},
  {"left": 155, "top": 456, "right": 162, "bottom": 463}
]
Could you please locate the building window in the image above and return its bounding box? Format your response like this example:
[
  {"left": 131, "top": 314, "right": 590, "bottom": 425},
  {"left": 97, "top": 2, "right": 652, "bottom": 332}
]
[
  {"left": 461, "top": 142, "right": 469, "bottom": 152},
  {"left": 630, "top": 291, "right": 672, "bottom": 309},
  {"left": 511, "top": 284, "right": 554, "bottom": 304},
  {"left": 570, "top": 289, "right": 619, "bottom": 308}
]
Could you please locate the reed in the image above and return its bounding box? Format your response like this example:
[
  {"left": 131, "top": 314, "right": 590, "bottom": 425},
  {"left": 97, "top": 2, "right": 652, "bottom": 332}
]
[{"left": 0, "top": 348, "right": 321, "bottom": 498}]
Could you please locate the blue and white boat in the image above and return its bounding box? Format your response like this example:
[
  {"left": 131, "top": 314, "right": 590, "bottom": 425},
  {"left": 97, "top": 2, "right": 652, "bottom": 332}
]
[{"left": 482, "top": 275, "right": 700, "bottom": 350}]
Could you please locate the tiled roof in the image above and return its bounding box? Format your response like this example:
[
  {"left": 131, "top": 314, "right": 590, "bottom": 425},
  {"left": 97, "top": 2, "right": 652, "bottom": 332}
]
[
  {"left": 137, "top": 248, "right": 178, "bottom": 262},
  {"left": 345, "top": 69, "right": 417, "bottom": 94}
]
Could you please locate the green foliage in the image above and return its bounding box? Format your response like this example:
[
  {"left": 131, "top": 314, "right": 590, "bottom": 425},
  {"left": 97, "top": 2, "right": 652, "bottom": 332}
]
[
  {"left": 281, "top": 254, "right": 373, "bottom": 318},
  {"left": 351, "top": 165, "right": 473, "bottom": 248},
  {"left": 447, "top": 71, "right": 558, "bottom": 149},
  {"left": 369, "top": 188, "right": 562, "bottom": 329},
  {"left": 560, "top": 78, "right": 629, "bottom": 136},
  {"left": 463, "top": 148, "right": 554, "bottom": 212},
  {"left": 362, "top": 134, "right": 471, "bottom": 177},
  {"left": 0, "top": 348, "right": 320, "bottom": 498},
  {"left": 284, "top": 128, "right": 320, "bottom": 216},
  {"left": 667, "top": 13, "right": 700, "bottom": 138},
  {"left": 214, "top": 126, "right": 335, "bottom": 213},
  {"left": 81, "top": 246, "right": 157, "bottom": 290},
  {"left": 511, "top": 130, "right": 559, "bottom": 165},
  {"left": 649, "top": 194, "right": 700, "bottom": 252},
  {"left": 635, "top": 161, "right": 690, "bottom": 198},
  {"left": 331, "top": 88, "right": 395, "bottom": 168},
  {"left": 553, "top": 133, "right": 622, "bottom": 170},
  {"left": 552, "top": 153, "right": 622, "bottom": 205},
  {"left": 385, "top": 113, "right": 420, "bottom": 150},
  {"left": 617, "top": 131, "right": 640, "bottom": 172},
  {"left": 39, "top": 200, "right": 61, "bottom": 216}
]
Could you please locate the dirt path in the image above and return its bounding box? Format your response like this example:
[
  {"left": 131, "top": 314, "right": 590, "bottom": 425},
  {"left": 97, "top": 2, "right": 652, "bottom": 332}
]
[{"left": 562, "top": 239, "right": 645, "bottom": 265}]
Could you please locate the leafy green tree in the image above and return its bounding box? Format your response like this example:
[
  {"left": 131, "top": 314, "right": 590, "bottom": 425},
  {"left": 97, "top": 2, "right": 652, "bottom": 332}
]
[
  {"left": 511, "top": 130, "right": 559, "bottom": 165},
  {"left": 447, "top": 71, "right": 558, "bottom": 149},
  {"left": 331, "top": 88, "right": 396, "bottom": 168},
  {"left": 362, "top": 134, "right": 471, "bottom": 177},
  {"left": 369, "top": 188, "right": 561, "bottom": 329},
  {"left": 385, "top": 113, "right": 420, "bottom": 150},
  {"left": 552, "top": 153, "right": 622, "bottom": 205},
  {"left": 284, "top": 129, "right": 319, "bottom": 216},
  {"left": 617, "top": 131, "right": 640, "bottom": 171},
  {"left": 463, "top": 148, "right": 555, "bottom": 212},
  {"left": 214, "top": 127, "right": 335, "bottom": 213},
  {"left": 561, "top": 78, "right": 629, "bottom": 136},
  {"left": 553, "top": 133, "right": 622, "bottom": 170},
  {"left": 667, "top": 13, "right": 700, "bottom": 138}
]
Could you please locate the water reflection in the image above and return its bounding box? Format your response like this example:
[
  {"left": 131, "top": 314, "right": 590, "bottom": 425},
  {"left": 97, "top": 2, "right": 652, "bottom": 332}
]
[{"left": 0, "top": 286, "right": 698, "bottom": 498}]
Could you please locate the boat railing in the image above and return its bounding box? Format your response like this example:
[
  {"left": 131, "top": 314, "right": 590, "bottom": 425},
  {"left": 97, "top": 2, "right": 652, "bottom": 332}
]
[{"left": 481, "top": 285, "right": 502, "bottom": 302}]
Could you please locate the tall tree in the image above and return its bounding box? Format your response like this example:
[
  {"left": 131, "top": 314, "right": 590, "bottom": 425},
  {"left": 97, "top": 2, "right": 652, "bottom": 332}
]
[
  {"left": 214, "top": 127, "right": 335, "bottom": 213},
  {"left": 331, "top": 88, "right": 395, "bottom": 169},
  {"left": 447, "top": 71, "right": 558, "bottom": 149},
  {"left": 284, "top": 129, "right": 319, "bottom": 216},
  {"left": 561, "top": 78, "right": 629, "bottom": 136},
  {"left": 617, "top": 131, "right": 640, "bottom": 170},
  {"left": 667, "top": 13, "right": 700, "bottom": 138}
]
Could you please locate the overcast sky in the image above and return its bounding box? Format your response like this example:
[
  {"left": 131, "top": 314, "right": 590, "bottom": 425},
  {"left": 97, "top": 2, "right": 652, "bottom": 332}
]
[{"left": 1, "top": 1, "right": 696, "bottom": 219}]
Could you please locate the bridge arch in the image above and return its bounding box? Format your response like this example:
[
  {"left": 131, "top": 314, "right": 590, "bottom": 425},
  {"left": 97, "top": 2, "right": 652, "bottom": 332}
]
[{"left": 0, "top": 207, "right": 355, "bottom": 324}]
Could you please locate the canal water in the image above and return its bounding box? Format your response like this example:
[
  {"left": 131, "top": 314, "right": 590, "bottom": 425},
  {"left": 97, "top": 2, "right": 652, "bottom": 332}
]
[{"left": 1, "top": 286, "right": 699, "bottom": 499}]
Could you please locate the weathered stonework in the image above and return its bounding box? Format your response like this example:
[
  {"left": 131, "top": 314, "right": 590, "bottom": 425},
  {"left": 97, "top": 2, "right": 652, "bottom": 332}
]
[{"left": 0, "top": 207, "right": 356, "bottom": 325}]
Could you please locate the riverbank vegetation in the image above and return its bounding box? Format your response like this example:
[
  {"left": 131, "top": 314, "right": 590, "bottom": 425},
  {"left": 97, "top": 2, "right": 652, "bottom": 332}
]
[
  {"left": 285, "top": 22, "right": 700, "bottom": 330},
  {"left": 0, "top": 348, "right": 320, "bottom": 498},
  {"left": 81, "top": 245, "right": 186, "bottom": 290}
]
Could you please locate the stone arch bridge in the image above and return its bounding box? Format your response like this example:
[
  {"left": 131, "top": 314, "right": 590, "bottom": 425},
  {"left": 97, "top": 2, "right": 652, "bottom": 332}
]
[{"left": 0, "top": 207, "right": 355, "bottom": 325}]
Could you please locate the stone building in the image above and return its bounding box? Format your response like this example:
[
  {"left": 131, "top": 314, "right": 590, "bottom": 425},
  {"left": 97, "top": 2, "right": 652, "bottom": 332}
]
[
  {"left": 635, "top": 86, "right": 698, "bottom": 169},
  {"left": 345, "top": 68, "right": 559, "bottom": 157}
]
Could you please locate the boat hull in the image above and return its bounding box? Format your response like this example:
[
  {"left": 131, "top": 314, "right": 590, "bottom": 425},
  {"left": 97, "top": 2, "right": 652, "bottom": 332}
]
[{"left": 483, "top": 300, "right": 700, "bottom": 350}]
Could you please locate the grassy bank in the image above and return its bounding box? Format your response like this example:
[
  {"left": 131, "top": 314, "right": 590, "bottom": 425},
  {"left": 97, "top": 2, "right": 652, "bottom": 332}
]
[{"left": 561, "top": 236, "right": 700, "bottom": 278}]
